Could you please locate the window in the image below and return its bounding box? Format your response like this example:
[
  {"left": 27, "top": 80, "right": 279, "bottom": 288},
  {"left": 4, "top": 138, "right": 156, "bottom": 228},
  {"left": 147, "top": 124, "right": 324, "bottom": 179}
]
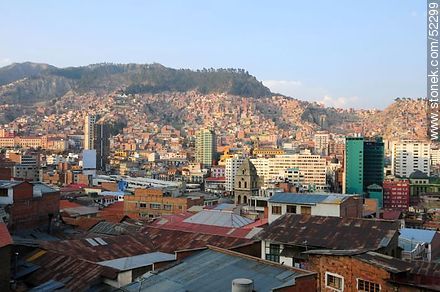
[
  {"left": 139, "top": 203, "right": 147, "bottom": 208},
  {"left": 301, "top": 206, "right": 311, "bottom": 215},
  {"left": 326, "top": 272, "right": 343, "bottom": 291},
  {"left": 244, "top": 181, "right": 247, "bottom": 188},
  {"left": 272, "top": 205, "right": 281, "bottom": 215},
  {"left": 265, "top": 242, "right": 280, "bottom": 262},
  {"left": 163, "top": 204, "right": 172, "bottom": 211},
  {"left": 0, "top": 188, "right": 7, "bottom": 197},
  {"left": 286, "top": 205, "right": 297, "bottom": 214},
  {"left": 357, "top": 279, "right": 380, "bottom": 292},
  {"left": 150, "top": 203, "right": 161, "bottom": 209}
]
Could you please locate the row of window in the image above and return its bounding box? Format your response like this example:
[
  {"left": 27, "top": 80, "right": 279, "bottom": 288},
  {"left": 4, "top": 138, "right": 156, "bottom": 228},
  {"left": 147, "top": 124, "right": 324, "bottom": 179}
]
[
  {"left": 264, "top": 243, "right": 381, "bottom": 292},
  {"left": 271, "top": 205, "right": 311, "bottom": 215},
  {"left": 326, "top": 272, "right": 380, "bottom": 292},
  {"left": 138, "top": 203, "right": 175, "bottom": 210}
]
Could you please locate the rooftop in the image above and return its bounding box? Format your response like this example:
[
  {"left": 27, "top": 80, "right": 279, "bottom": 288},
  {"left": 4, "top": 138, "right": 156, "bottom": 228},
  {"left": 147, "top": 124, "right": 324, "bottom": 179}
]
[
  {"left": 258, "top": 214, "right": 399, "bottom": 251},
  {"left": 98, "top": 252, "right": 175, "bottom": 271},
  {"left": 123, "top": 246, "right": 315, "bottom": 292},
  {"left": 269, "top": 192, "right": 355, "bottom": 205},
  {"left": 183, "top": 209, "right": 253, "bottom": 228},
  {"left": 399, "top": 228, "right": 437, "bottom": 244},
  {"left": 25, "top": 250, "right": 118, "bottom": 291},
  {"left": 355, "top": 252, "right": 412, "bottom": 273}
]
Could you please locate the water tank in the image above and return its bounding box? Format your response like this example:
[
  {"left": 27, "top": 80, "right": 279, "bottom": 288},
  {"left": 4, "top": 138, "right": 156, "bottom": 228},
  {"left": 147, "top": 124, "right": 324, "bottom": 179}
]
[{"left": 232, "top": 278, "right": 254, "bottom": 292}]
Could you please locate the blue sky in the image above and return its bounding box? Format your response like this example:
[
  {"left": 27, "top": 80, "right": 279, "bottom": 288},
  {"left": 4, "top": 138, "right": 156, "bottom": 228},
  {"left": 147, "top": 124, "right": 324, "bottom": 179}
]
[{"left": 0, "top": 0, "right": 425, "bottom": 109}]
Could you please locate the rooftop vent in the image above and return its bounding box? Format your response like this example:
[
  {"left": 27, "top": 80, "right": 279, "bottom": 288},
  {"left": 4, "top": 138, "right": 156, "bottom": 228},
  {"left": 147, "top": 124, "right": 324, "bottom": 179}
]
[{"left": 232, "top": 278, "right": 254, "bottom": 292}]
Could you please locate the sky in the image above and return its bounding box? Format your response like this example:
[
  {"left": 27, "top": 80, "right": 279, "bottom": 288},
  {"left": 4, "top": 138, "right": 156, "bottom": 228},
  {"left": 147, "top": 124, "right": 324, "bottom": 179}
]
[{"left": 0, "top": 0, "right": 425, "bottom": 109}]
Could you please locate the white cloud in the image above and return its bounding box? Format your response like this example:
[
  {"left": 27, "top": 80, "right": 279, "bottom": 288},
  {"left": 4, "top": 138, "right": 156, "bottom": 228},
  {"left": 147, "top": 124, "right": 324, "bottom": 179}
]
[{"left": 318, "top": 95, "right": 359, "bottom": 108}]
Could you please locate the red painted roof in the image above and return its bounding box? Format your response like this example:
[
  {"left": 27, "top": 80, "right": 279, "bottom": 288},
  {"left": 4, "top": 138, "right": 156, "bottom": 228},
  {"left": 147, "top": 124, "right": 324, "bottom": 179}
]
[
  {"left": 381, "top": 210, "right": 402, "bottom": 220},
  {"left": 0, "top": 223, "right": 12, "bottom": 248}
]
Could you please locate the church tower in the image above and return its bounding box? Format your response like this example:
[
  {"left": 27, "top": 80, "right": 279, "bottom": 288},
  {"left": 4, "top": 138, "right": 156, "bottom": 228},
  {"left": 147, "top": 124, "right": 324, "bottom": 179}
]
[{"left": 234, "top": 158, "right": 259, "bottom": 205}]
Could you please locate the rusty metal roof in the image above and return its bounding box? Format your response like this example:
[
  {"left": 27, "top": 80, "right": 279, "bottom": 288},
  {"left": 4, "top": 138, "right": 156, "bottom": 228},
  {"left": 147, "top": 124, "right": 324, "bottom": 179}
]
[
  {"left": 39, "top": 226, "right": 254, "bottom": 263},
  {"left": 140, "top": 226, "right": 255, "bottom": 253},
  {"left": 354, "top": 252, "right": 413, "bottom": 273},
  {"left": 258, "top": 214, "right": 399, "bottom": 251},
  {"left": 25, "top": 250, "right": 118, "bottom": 291},
  {"left": 40, "top": 235, "right": 155, "bottom": 262}
]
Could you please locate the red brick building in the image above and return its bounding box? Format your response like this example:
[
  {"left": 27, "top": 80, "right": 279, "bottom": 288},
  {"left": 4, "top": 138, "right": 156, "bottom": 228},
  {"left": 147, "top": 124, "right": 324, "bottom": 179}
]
[
  {"left": 383, "top": 179, "right": 410, "bottom": 210},
  {"left": 0, "top": 181, "right": 60, "bottom": 231},
  {"left": 305, "top": 250, "right": 440, "bottom": 291}
]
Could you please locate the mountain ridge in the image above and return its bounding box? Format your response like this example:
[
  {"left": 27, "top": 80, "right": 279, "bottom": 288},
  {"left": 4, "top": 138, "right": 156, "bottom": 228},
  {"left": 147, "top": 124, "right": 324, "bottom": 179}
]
[{"left": 0, "top": 62, "right": 272, "bottom": 104}]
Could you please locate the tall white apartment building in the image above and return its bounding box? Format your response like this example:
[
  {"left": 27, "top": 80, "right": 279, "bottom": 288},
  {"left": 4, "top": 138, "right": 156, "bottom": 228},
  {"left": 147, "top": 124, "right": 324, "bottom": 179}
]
[
  {"left": 391, "top": 141, "right": 430, "bottom": 177},
  {"left": 225, "top": 155, "right": 244, "bottom": 192},
  {"left": 250, "top": 157, "right": 270, "bottom": 179},
  {"left": 268, "top": 154, "right": 327, "bottom": 190},
  {"left": 251, "top": 151, "right": 327, "bottom": 190},
  {"left": 431, "top": 147, "right": 440, "bottom": 167}
]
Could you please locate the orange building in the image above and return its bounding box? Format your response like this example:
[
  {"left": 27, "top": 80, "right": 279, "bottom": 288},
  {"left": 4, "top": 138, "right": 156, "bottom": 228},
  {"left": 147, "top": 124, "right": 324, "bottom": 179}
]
[{"left": 124, "top": 188, "right": 203, "bottom": 219}]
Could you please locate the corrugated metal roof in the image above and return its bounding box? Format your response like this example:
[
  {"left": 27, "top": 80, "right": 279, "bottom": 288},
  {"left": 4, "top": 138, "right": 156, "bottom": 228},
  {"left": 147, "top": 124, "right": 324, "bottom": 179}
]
[
  {"left": 183, "top": 210, "right": 253, "bottom": 228},
  {"left": 0, "top": 180, "right": 22, "bottom": 188},
  {"left": 61, "top": 206, "right": 99, "bottom": 216},
  {"left": 399, "top": 228, "right": 437, "bottom": 244},
  {"left": 28, "top": 279, "right": 65, "bottom": 291},
  {"left": 269, "top": 193, "right": 352, "bottom": 205},
  {"left": 98, "top": 252, "right": 175, "bottom": 271},
  {"left": 25, "top": 251, "right": 118, "bottom": 291},
  {"left": 124, "top": 247, "right": 313, "bottom": 292},
  {"left": 355, "top": 252, "right": 412, "bottom": 274},
  {"left": 258, "top": 214, "right": 399, "bottom": 251}
]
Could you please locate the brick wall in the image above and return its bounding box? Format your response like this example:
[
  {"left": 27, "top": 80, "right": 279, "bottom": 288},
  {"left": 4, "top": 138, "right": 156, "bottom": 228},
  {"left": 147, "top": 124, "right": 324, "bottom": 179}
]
[
  {"left": 9, "top": 192, "right": 60, "bottom": 231},
  {"left": 124, "top": 188, "right": 203, "bottom": 218},
  {"left": 307, "top": 254, "right": 396, "bottom": 291},
  {"left": 11, "top": 182, "right": 33, "bottom": 200},
  {"left": 274, "top": 274, "right": 316, "bottom": 292},
  {"left": 340, "top": 196, "right": 363, "bottom": 218}
]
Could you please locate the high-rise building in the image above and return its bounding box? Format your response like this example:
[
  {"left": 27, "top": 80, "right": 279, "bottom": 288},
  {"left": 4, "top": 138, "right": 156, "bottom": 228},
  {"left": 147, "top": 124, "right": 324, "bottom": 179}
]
[
  {"left": 314, "top": 131, "right": 330, "bottom": 156},
  {"left": 84, "top": 114, "right": 98, "bottom": 150},
  {"left": 225, "top": 156, "right": 244, "bottom": 192},
  {"left": 363, "top": 137, "right": 385, "bottom": 191},
  {"left": 250, "top": 151, "right": 327, "bottom": 191},
  {"left": 344, "top": 136, "right": 385, "bottom": 195},
  {"left": 391, "top": 141, "right": 430, "bottom": 178},
  {"left": 94, "top": 121, "right": 110, "bottom": 171},
  {"left": 383, "top": 179, "right": 410, "bottom": 210},
  {"left": 343, "top": 137, "right": 364, "bottom": 194},
  {"left": 195, "top": 128, "right": 216, "bottom": 168}
]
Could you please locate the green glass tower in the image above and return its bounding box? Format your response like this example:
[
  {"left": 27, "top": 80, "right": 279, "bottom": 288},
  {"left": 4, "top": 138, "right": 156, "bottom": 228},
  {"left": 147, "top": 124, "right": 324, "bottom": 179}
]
[
  {"left": 344, "top": 137, "right": 364, "bottom": 194},
  {"left": 344, "top": 136, "right": 385, "bottom": 196},
  {"left": 363, "top": 137, "right": 384, "bottom": 192}
]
